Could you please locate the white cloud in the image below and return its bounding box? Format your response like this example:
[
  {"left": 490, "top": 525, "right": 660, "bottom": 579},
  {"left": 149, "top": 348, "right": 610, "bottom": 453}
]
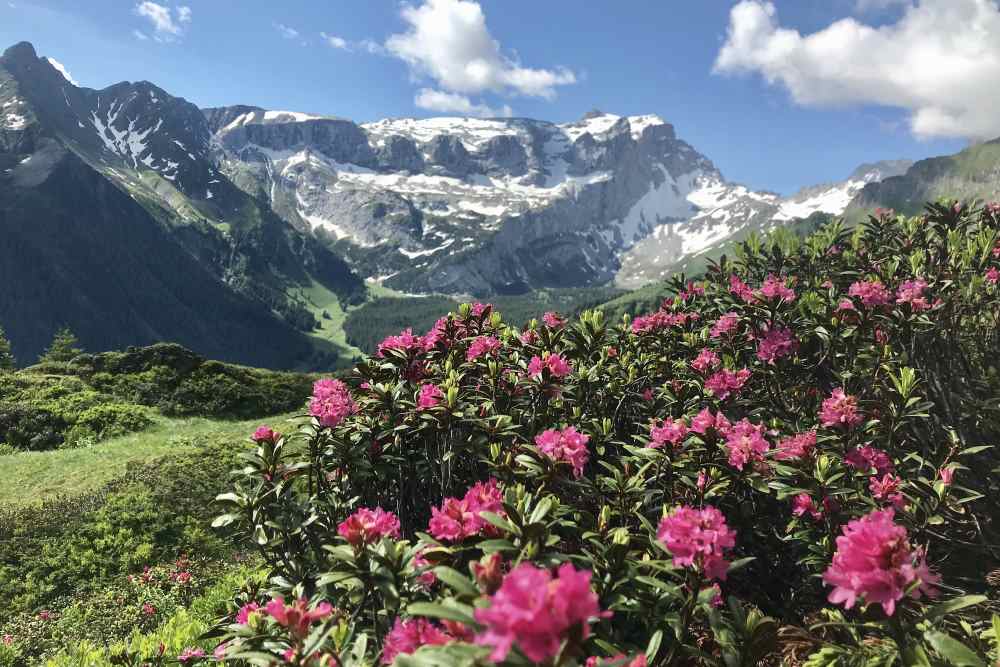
[
  {"left": 133, "top": 29, "right": 149, "bottom": 41},
  {"left": 320, "top": 32, "right": 350, "bottom": 50},
  {"left": 45, "top": 57, "right": 78, "bottom": 86},
  {"left": 385, "top": 0, "right": 575, "bottom": 111},
  {"left": 854, "top": 0, "right": 913, "bottom": 11},
  {"left": 275, "top": 23, "right": 300, "bottom": 40},
  {"left": 359, "top": 38, "right": 386, "bottom": 55},
  {"left": 134, "top": 2, "right": 190, "bottom": 42},
  {"left": 414, "top": 88, "right": 512, "bottom": 117},
  {"left": 714, "top": 0, "right": 1000, "bottom": 140}
]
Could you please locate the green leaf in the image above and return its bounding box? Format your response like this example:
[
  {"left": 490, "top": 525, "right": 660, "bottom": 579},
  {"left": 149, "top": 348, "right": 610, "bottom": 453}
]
[
  {"left": 431, "top": 566, "right": 480, "bottom": 598},
  {"left": 924, "top": 630, "right": 987, "bottom": 667},
  {"left": 478, "top": 511, "right": 519, "bottom": 535},
  {"left": 923, "top": 595, "right": 988, "bottom": 622},
  {"left": 406, "top": 601, "right": 477, "bottom": 626},
  {"left": 645, "top": 629, "right": 664, "bottom": 662}
]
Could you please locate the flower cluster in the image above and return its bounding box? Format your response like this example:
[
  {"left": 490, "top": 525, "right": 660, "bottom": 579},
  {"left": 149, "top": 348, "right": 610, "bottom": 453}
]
[
  {"left": 705, "top": 368, "right": 751, "bottom": 400},
  {"left": 428, "top": 478, "right": 505, "bottom": 542},
  {"left": 337, "top": 507, "right": 401, "bottom": 547},
  {"left": 657, "top": 505, "right": 737, "bottom": 580},
  {"left": 535, "top": 426, "right": 591, "bottom": 477},
  {"left": 309, "top": 378, "right": 357, "bottom": 428},
  {"left": 819, "top": 388, "right": 864, "bottom": 429},
  {"left": 528, "top": 352, "right": 572, "bottom": 379},
  {"left": 649, "top": 417, "right": 688, "bottom": 449}
]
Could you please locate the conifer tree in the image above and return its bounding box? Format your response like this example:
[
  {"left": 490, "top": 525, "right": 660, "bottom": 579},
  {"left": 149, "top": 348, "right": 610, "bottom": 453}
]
[
  {"left": 39, "top": 326, "right": 83, "bottom": 364},
  {"left": 0, "top": 326, "right": 14, "bottom": 371}
]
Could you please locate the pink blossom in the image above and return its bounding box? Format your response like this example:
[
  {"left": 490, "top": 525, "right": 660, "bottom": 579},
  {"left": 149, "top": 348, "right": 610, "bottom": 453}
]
[
  {"left": 428, "top": 479, "right": 505, "bottom": 542},
  {"left": 338, "top": 507, "right": 401, "bottom": 547},
  {"left": 474, "top": 562, "right": 608, "bottom": 663},
  {"left": 823, "top": 509, "right": 940, "bottom": 616},
  {"left": 691, "top": 348, "right": 720, "bottom": 373},
  {"left": 759, "top": 274, "right": 796, "bottom": 302},
  {"left": 382, "top": 618, "right": 453, "bottom": 664},
  {"left": 310, "top": 379, "right": 357, "bottom": 428},
  {"left": 835, "top": 298, "right": 859, "bottom": 322},
  {"left": 631, "top": 309, "right": 695, "bottom": 334},
  {"left": 177, "top": 647, "right": 205, "bottom": 664},
  {"left": 377, "top": 328, "right": 424, "bottom": 357},
  {"left": 848, "top": 280, "right": 892, "bottom": 307},
  {"left": 649, "top": 417, "right": 688, "bottom": 449},
  {"left": 869, "top": 473, "right": 904, "bottom": 506},
  {"left": 690, "top": 408, "right": 718, "bottom": 435},
  {"left": 724, "top": 419, "right": 769, "bottom": 471},
  {"left": 819, "top": 388, "right": 864, "bottom": 429},
  {"left": 896, "top": 279, "right": 931, "bottom": 311},
  {"left": 774, "top": 431, "right": 817, "bottom": 461},
  {"left": 756, "top": 326, "right": 798, "bottom": 364},
  {"left": 657, "top": 505, "right": 736, "bottom": 581},
  {"left": 542, "top": 311, "right": 565, "bottom": 328},
  {"left": 729, "top": 275, "right": 755, "bottom": 303},
  {"left": 417, "top": 383, "right": 443, "bottom": 410},
  {"left": 680, "top": 280, "right": 705, "bottom": 301},
  {"left": 466, "top": 336, "right": 501, "bottom": 361},
  {"left": 938, "top": 467, "right": 955, "bottom": 485},
  {"left": 846, "top": 446, "right": 894, "bottom": 476},
  {"left": 236, "top": 602, "right": 260, "bottom": 625},
  {"left": 1, "top": 635, "right": 11, "bottom": 647},
  {"left": 535, "top": 427, "right": 590, "bottom": 478},
  {"left": 642, "top": 388, "right": 654, "bottom": 402},
  {"left": 251, "top": 426, "right": 279, "bottom": 443},
  {"left": 704, "top": 368, "right": 751, "bottom": 400},
  {"left": 987, "top": 267, "right": 1000, "bottom": 284},
  {"left": 470, "top": 302, "right": 493, "bottom": 317},
  {"left": 710, "top": 312, "right": 740, "bottom": 339},
  {"left": 520, "top": 328, "right": 539, "bottom": 345},
  {"left": 792, "top": 494, "right": 822, "bottom": 521},
  {"left": 528, "top": 353, "right": 572, "bottom": 379},
  {"left": 472, "top": 553, "right": 506, "bottom": 595},
  {"left": 266, "top": 597, "right": 334, "bottom": 640}
]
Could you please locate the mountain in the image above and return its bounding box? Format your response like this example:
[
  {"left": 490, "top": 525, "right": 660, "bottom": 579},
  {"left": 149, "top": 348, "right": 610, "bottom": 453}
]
[{"left": 0, "top": 42, "right": 364, "bottom": 368}]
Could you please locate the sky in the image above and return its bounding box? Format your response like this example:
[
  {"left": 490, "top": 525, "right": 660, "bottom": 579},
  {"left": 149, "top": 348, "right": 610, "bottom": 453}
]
[{"left": 2, "top": 0, "right": 992, "bottom": 195}]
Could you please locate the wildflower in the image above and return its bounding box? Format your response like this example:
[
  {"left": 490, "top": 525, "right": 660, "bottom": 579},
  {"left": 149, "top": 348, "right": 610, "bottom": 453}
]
[
  {"left": 266, "top": 597, "right": 334, "bottom": 640},
  {"left": 896, "top": 279, "right": 931, "bottom": 311},
  {"left": 729, "top": 275, "right": 755, "bottom": 302},
  {"left": 987, "top": 267, "right": 1000, "bottom": 284},
  {"left": 542, "top": 311, "right": 565, "bottom": 328},
  {"left": 759, "top": 274, "right": 796, "bottom": 302},
  {"left": 382, "top": 618, "right": 453, "bottom": 664},
  {"left": 657, "top": 505, "right": 736, "bottom": 581},
  {"left": 520, "top": 328, "right": 539, "bottom": 345},
  {"left": 724, "top": 419, "right": 770, "bottom": 471},
  {"left": 466, "top": 336, "right": 501, "bottom": 361},
  {"left": 251, "top": 426, "right": 279, "bottom": 443},
  {"left": 535, "top": 427, "right": 590, "bottom": 478},
  {"left": 429, "top": 479, "right": 504, "bottom": 542},
  {"left": 848, "top": 280, "right": 892, "bottom": 307},
  {"left": 142, "top": 602, "right": 156, "bottom": 616},
  {"left": 774, "top": 431, "right": 817, "bottom": 461},
  {"left": 1, "top": 635, "right": 11, "bottom": 646},
  {"left": 819, "top": 388, "right": 863, "bottom": 429},
  {"left": 310, "top": 379, "right": 357, "bottom": 428},
  {"left": 377, "top": 328, "right": 424, "bottom": 357},
  {"left": 236, "top": 602, "right": 261, "bottom": 625},
  {"left": 710, "top": 312, "right": 740, "bottom": 338},
  {"left": 472, "top": 553, "right": 506, "bottom": 595},
  {"left": 649, "top": 417, "right": 688, "bottom": 449},
  {"left": 417, "top": 383, "right": 443, "bottom": 410},
  {"left": 691, "top": 348, "right": 720, "bottom": 373},
  {"left": 869, "top": 473, "right": 905, "bottom": 509},
  {"left": 642, "top": 388, "right": 654, "bottom": 402},
  {"left": 470, "top": 302, "right": 493, "bottom": 317},
  {"left": 756, "top": 326, "right": 798, "bottom": 364},
  {"left": 587, "top": 655, "right": 648, "bottom": 667},
  {"left": 845, "top": 446, "right": 894, "bottom": 476},
  {"left": 823, "top": 509, "right": 940, "bottom": 616},
  {"left": 939, "top": 467, "right": 955, "bottom": 485},
  {"left": 690, "top": 408, "right": 718, "bottom": 435},
  {"left": 338, "top": 507, "right": 401, "bottom": 547},
  {"left": 704, "top": 368, "right": 751, "bottom": 400},
  {"left": 792, "top": 493, "right": 822, "bottom": 521},
  {"left": 528, "top": 353, "right": 572, "bottom": 379},
  {"left": 474, "top": 562, "right": 608, "bottom": 663},
  {"left": 177, "top": 648, "right": 205, "bottom": 664}
]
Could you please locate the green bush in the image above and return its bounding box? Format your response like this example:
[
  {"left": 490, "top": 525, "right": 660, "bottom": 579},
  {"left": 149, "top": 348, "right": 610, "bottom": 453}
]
[{"left": 62, "top": 403, "right": 152, "bottom": 447}]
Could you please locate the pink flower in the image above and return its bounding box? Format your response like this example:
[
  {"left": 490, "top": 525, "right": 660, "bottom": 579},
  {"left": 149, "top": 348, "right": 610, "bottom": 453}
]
[
  {"left": 823, "top": 509, "right": 940, "bottom": 616},
  {"left": 759, "top": 274, "right": 796, "bottom": 302},
  {"left": 535, "top": 427, "right": 590, "bottom": 478},
  {"left": 338, "top": 507, "right": 401, "bottom": 547},
  {"left": 177, "top": 647, "right": 205, "bottom": 664},
  {"left": 587, "top": 655, "right": 648, "bottom": 667},
  {"left": 429, "top": 479, "right": 505, "bottom": 542},
  {"left": 896, "top": 279, "right": 931, "bottom": 311},
  {"left": 649, "top": 417, "right": 688, "bottom": 449},
  {"left": 690, "top": 408, "right": 718, "bottom": 435},
  {"left": 472, "top": 553, "right": 506, "bottom": 594},
  {"left": 310, "top": 379, "right": 357, "bottom": 428},
  {"left": 869, "top": 473, "right": 904, "bottom": 505},
  {"left": 474, "top": 562, "right": 608, "bottom": 663},
  {"left": 657, "top": 505, "right": 737, "bottom": 581},
  {"left": 417, "top": 383, "right": 443, "bottom": 410},
  {"left": 729, "top": 275, "right": 755, "bottom": 303},
  {"left": 470, "top": 302, "right": 493, "bottom": 317},
  {"left": 266, "top": 597, "right": 334, "bottom": 640},
  {"left": 466, "top": 336, "right": 501, "bottom": 361},
  {"left": 774, "top": 431, "right": 817, "bottom": 461},
  {"left": 251, "top": 426, "right": 279, "bottom": 443},
  {"left": 142, "top": 602, "right": 156, "bottom": 616},
  {"left": 792, "top": 494, "right": 822, "bottom": 521},
  {"left": 724, "top": 419, "right": 770, "bottom": 471},
  {"left": 542, "top": 311, "right": 565, "bottom": 328},
  {"left": 236, "top": 602, "right": 260, "bottom": 625},
  {"left": 987, "top": 267, "right": 1000, "bottom": 284},
  {"left": 691, "top": 348, "right": 721, "bottom": 373},
  {"left": 528, "top": 353, "right": 572, "bottom": 379},
  {"left": 710, "top": 312, "right": 740, "bottom": 339},
  {"left": 642, "top": 388, "right": 654, "bottom": 402},
  {"left": 819, "top": 388, "right": 864, "bottom": 429},
  {"left": 756, "top": 326, "right": 798, "bottom": 364},
  {"left": 382, "top": 618, "right": 453, "bottom": 664},
  {"left": 835, "top": 298, "right": 859, "bottom": 322},
  {"left": 938, "top": 467, "right": 955, "bottom": 485},
  {"left": 704, "top": 368, "right": 751, "bottom": 400},
  {"left": 1, "top": 635, "right": 11, "bottom": 646},
  {"left": 520, "top": 328, "right": 539, "bottom": 345},
  {"left": 680, "top": 280, "right": 706, "bottom": 301},
  {"left": 848, "top": 280, "right": 892, "bottom": 307},
  {"left": 377, "top": 328, "right": 424, "bottom": 357},
  {"left": 846, "top": 446, "right": 894, "bottom": 475}
]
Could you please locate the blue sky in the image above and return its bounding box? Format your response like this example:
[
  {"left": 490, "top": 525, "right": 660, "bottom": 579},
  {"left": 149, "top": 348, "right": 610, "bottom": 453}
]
[{"left": 0, "top": 0, "right": 984, "bottom": 194}]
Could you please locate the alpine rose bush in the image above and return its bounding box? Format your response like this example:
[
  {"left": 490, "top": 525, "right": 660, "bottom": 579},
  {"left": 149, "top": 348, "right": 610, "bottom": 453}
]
[{"left": 215, "top": 204, "right": 1000, "bottom": 666}]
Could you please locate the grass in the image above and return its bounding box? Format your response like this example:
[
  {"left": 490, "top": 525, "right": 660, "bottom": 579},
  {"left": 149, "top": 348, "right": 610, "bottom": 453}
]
[{"left": 0, "top": 412, "right": 299, "bottom": 507}]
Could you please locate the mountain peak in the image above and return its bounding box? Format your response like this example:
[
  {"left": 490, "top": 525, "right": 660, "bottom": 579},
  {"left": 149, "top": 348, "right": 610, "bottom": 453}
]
[
  {"left": 2, "top": 41, "right": 38, "bottom": 63},
  {"left": 581, "top": 109, "right": 611, "bottom": 120}
]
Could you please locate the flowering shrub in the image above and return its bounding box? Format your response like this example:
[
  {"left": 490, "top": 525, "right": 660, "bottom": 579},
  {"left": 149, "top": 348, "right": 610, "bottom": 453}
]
[{"left": 214, "top": 204, "right": 1000, "bottom": 666}]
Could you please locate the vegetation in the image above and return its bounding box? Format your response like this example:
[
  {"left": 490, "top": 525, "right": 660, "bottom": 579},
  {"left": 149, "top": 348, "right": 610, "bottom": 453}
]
[
  {"left": 37, "top": 327, "right": 82, "bottom": 365},
  {"left": 0, "top": 327, "right": 14, "bottom": 371}
]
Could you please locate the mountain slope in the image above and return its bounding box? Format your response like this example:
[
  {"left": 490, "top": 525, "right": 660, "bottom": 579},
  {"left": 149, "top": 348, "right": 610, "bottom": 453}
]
[{"left": 0, "top": 41, "right": 365, "bottom": 367}]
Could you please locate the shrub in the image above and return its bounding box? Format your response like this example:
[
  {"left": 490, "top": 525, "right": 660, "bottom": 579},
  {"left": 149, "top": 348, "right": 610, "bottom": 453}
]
[
  {"left": 37, "top": 327, "right": 83, "bottom": 365},
  {"left": 213, "top": 203, "right": 1000, "bottom": 666},
  {"left": 63, "top": 403, "right": 152, "bottom": 446}
]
